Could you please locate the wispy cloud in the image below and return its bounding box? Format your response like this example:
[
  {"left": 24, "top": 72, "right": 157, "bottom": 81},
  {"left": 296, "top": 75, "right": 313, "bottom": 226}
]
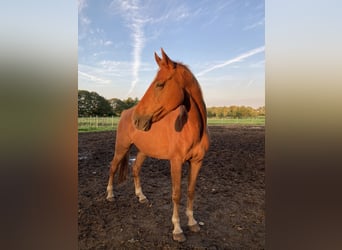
[
  {"left": 104, "top": 40, "right": 112, "bottom": 46},
  {"left": 78, "top": 0, "right": 87, "bottom": 13},
  {"left": 78, "top": 0, "right": 91, "bottom": 41},
  {"left": 216, "top": 0, "right": 236, "bottom": 12},
  {"left": 243, "top": 18, "right": 264, "bottom": 30},
  {"left": 107, "top": 1, "right": 207, "bottom": 96},
  {"left": 129, "top": 17, "right": 145, "bottom": 96},
  {"left": 246, "top": 79, "right": 255, "bottom": 88},
  {"left": 79, "top": 59, "right": 155, "bottom": 84},
  {"left": 250, "top": 60, "right": 265, "bottom": 68},
  {"left": 78, "top": 0, "right": 90, "bottom": 25},
  {"left": 80, "top": 61, "right": 132, "bottom": 79},
  {"left": 111, "top": 0, "right": 148, "bottom": 96},
  {"left": 78, "top": 70, "right": 111, "bottom": 85},
  {"left": 143, "top": 2, "right": 198, "bottom": 24},
  {"left": 196, "top": 46, "right": 265, "bottom": 76}
]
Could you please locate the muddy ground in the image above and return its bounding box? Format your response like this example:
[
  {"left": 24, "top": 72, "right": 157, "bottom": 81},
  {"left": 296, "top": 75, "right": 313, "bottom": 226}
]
[{"left": 78, "top": 125, "right": 265, "bottom": 249}]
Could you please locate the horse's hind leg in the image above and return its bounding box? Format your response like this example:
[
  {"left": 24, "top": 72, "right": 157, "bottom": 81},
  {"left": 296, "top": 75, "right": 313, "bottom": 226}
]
[
  {"left": 186, "top": 159, "right": 203, "bottom": 232},
  {"left": 133, "top": 151, "right": 148, "bottom": 203},
  {"left": 106, "top": 147, "right": 129, "bottom": 202}
]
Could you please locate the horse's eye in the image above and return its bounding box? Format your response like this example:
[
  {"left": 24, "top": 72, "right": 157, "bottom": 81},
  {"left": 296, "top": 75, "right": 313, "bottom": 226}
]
[{"left": 156, "top": 82, "right": 165, "bottom": 89}]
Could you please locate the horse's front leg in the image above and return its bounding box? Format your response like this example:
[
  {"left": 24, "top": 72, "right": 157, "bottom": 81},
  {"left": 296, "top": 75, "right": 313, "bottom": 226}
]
[
  {"left": 186, "top": 159, "right": 203, "bottom": 232},
  {"left": 132, "top": 151, "right": 148, "bottom": 203},
  {"left": 170, "top": 158, "right": 186, "bottom": 242}
]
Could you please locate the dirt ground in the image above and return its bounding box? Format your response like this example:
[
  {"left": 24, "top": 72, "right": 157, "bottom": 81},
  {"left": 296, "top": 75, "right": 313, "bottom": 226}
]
[{"left": 78, "top": 125, "right": 265, "bottom": 249}]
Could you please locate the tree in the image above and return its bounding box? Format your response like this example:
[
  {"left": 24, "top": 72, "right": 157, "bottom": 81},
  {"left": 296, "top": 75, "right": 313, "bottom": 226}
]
[
  {"left": 207, "top": 109, "right": 215, "bottom": 118},
  {"left": 109, "top": 98, "right": 126, "bottom": 116},
  {"left": 123, "top": 97, "right": 139, "bottom": 108},
  {"left": 78, "top": 90, "right": 113, "bottom": 117},
  {"left": 256, "top": 106, "right": 265, "bottom": 116},
  {"left": 109, "top": 97, "right": 139, "bottom": 116},
  {"left": 206, "top": 105, "right": 262, "bottom": 118}
]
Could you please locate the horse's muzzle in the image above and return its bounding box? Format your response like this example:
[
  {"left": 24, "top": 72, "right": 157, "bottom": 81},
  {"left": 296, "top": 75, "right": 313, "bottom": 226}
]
[{"left": 133, "top": 116, "right": 152, "bottom": 131}]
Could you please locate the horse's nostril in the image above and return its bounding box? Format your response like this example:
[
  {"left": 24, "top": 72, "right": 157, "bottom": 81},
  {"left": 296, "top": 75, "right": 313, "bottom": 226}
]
[{"left": 143, "top": 120, "right": 151, "bottom": 131}]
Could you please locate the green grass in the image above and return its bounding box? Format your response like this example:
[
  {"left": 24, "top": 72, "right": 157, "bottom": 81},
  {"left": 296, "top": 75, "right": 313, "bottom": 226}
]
[
  {"left": 78, "top": 127, "right": 116, "bottom": 132},
  {"left": 78, "top": 116, "right": 265, "bottom": 132},
  {"left": 207, "top": 117, "right": 265, "bottom": 126},
  {"left": 78, "top": 116, "right": 120, "bottom": 133}
]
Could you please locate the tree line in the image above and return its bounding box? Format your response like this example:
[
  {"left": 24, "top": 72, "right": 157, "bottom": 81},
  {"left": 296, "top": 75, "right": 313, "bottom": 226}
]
[
  {"left": 78, "top": 90, "right": 138, "bottom": 117},
  {"left": 207, "top": 106, "right": 265, "bottom": 118},
  {"left": 78, "top": 90, "right": 265, "bottom": 118}
]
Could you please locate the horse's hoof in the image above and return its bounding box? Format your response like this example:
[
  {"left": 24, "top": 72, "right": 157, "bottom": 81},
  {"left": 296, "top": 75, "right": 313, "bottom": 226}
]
[
  {"left": 139, "top": 197, "right": 148, "bottom": 203},
  {"left": 189, "top": 223, "right": 201, "bottom": 232},
  {"left": 106, "top": 196, "right": 114, "bottom": 202},
  {"left": 173, "top": 233, "right": 186, "bottom": 242}
]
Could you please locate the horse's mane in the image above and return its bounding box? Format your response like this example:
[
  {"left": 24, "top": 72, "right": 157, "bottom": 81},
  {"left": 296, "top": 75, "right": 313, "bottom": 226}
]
[{"left": 176, "top": 63, "right": 208, "bottom": 134}]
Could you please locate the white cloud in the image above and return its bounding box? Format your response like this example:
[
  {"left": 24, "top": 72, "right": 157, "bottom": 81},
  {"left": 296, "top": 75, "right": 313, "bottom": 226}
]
[
  {"left": 78, "top": 0, "right": 87, "bottom": 13},
  {"left": 246, "top": 79, "right": 255, "bottom": 88},
  {"left": 172, "top": 5, "right": 190, "bottom": 21},
  {"left": 129, "top": 17, "right": 145, "bottom": 96},
  {"left": 80, "top": 61, "right": 131, "bottom": 79},
  {"left": 104, "top": 40, "right": 112, "bottom": 46},
  {"left": 80, "top": 16, "right": 91, "bottom": 25},
  {"left": 136, "top": 2, "right": 199, "bottom": 25},
  {"left": 249, "top": 60, "right": 265, "bottom": 68},
  {"left": 196, "top": 46, "right": 265, "bottom": 76},
  {"left": 216, "top": 0, "right": 236, "bottom": 12},
  {"left": 111, "top": 0, "right": 148, "bottom": 96},
  {"left": 78, "top": 70, "right": 111, "bottom": 85},
  {"left": 243, "top": 18, "right": 264, "bottom": 30},
  {"left": 78, "top": 0, "right": 91, "bottom": 41},
  {"left": 97, "top": 60, "right": 131, "bottom": 76}
]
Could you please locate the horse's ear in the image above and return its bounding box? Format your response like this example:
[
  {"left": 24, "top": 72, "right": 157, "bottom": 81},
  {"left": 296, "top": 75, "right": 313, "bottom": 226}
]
[
  {"left": 154, "top": 52, "right": 162, "bottom": 67},
  {"left": 161, "top": 48, "right": 176, "bottom": 69}
]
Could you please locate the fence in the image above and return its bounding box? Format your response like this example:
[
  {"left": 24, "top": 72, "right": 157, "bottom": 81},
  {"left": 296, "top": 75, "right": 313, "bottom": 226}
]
[
  {"left": 78, "top": 116, "right": 120, "bottom": 131},
  {"left": 78, "top": 116, "right": 265, "bottom": 132},
  {"left": 207, "top": 116, "right": 265, "bottom": 126}
]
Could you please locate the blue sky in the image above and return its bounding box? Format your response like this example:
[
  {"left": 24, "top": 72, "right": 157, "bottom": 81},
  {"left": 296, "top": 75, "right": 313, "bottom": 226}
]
[{"left": 78, "top": 0, "right": 264, "bottom": 107}]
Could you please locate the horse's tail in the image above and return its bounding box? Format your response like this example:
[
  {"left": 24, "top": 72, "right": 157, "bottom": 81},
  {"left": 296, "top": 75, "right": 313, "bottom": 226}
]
[{"left": 117, "top": 150, "right": 129, "bottom": 184}]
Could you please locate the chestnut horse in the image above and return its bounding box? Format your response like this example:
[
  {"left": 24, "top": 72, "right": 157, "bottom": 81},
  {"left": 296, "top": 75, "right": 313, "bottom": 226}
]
[{"left": 106, "top": 49, "right": 210, "bottom": 242}]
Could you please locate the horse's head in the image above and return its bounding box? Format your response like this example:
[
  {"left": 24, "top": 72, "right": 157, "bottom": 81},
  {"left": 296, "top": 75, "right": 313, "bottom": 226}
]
[{"left": 133, "top": 49, "right": 186, "bottom": 131}]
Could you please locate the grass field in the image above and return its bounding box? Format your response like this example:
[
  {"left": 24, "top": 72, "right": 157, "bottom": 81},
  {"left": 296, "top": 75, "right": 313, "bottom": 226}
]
[
  {"left": 78, "top": 117, "right": 120, "bottom": 132},
  {"left": 78, "top": 116, "right": 265, "bottom": 132},
  {"left": 207, "top": 117, "right": 265, "bottom": 126}
]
